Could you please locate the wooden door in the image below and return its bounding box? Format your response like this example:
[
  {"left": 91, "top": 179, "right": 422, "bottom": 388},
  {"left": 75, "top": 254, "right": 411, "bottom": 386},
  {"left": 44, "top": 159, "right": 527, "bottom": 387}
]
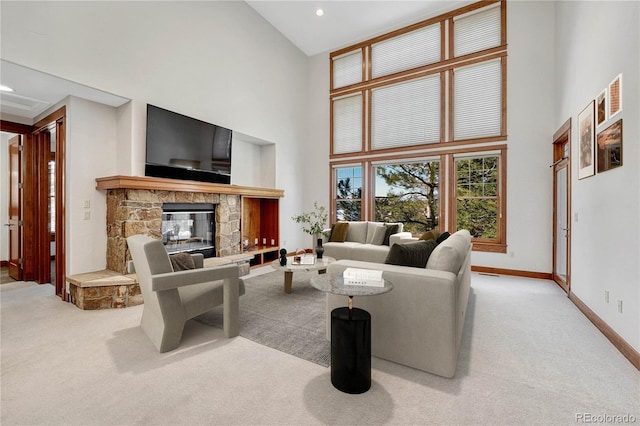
[
  {"left": 552, "top": 119, "right": 571, "bottom": 293},
  {"left": 7, "top": 135, "right": 23, "bottom": 280}
]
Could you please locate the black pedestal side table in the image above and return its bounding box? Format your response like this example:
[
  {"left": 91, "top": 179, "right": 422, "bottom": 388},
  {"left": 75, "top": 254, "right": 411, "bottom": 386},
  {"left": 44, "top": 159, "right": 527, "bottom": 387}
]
[{"left": 310, "top": 272, "right": 393, "bottom": 394}]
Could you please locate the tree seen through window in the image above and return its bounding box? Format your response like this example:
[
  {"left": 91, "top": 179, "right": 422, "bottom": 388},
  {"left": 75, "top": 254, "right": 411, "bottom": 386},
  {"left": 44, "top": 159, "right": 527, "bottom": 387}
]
[{"left": 374, "top": 161, "right": 439, "bottom": 234}]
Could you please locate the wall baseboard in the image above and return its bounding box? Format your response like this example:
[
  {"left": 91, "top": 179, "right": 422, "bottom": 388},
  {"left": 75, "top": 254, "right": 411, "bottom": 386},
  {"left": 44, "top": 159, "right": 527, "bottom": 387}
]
[
  {"left": 471, "top": 265, "right": 553, "bottom": 280},
  {"left": 568, "top": 292, "right": 640, "bottom": 371}
]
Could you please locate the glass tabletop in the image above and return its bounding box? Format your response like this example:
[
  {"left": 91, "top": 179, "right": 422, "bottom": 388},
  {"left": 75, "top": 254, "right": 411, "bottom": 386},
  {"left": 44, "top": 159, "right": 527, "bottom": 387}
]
[
  {"left": 270, "top": 256, "right": 336, "bottom": 273},
  {"left": 310, "top": 272, "right": 393, "bottom": 297}
]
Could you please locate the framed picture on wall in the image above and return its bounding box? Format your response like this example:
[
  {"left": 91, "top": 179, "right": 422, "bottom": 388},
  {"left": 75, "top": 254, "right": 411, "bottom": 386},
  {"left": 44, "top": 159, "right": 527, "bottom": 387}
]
[
  {"left": 596, "top": 89, "right": 607, "bottom": 128},
  {"left": 597, "top": 119, "right": 623, "bottom": 173},
  {"left": 608, "top": 73, "right": 622, "bottom": 119},
  {"left": 578, "top": 101, "right": 595, "bottom": 179}
]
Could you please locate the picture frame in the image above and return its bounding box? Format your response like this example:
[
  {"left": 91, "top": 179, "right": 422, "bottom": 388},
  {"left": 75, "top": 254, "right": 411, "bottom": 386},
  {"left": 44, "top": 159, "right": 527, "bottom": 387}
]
[
  {"left": 597, "top": 119, "right": 623, "bottom": 173},
  {"left": 596, "top": 89, "right": 607, "bottom": 128},
  {"left": 578, "top": 100, "right": 595, "bottom": 179},
  {"left": 608, "top": 73, "right": 622, "bottom": 119}
]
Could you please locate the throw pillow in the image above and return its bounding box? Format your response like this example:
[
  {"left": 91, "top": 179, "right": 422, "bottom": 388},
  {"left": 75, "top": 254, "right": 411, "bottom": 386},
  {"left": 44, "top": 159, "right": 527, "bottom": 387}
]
[
  {"left": 329, "top": 222, "right": 349, "bottom": 242},
  {"left": 371, "top": 225, "right": 387, "bottom": 245},
  {"left": 382, "top": 224, "right": 399, "bottom": 246},
  {"left": 170, "top": 252, "right": 195, "bottom": 271},
  {"left": 419, "top": 229, "right": 440, "bottom": 241},
  {"left": 436, "top": 231, "right": 450, "bottom": 244},
  {"left": 384, "top": 240, "right": 438, "bottom": 268}
]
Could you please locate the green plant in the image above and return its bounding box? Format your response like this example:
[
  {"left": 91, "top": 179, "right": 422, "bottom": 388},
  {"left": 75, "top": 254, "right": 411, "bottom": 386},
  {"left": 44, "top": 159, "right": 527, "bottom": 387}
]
[{"left": 291, "top": 202, "right": 328, "bottom": 237}]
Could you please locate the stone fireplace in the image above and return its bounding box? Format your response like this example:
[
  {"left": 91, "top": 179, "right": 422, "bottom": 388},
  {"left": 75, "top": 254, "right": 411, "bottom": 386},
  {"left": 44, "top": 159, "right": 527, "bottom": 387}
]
[
  {"left": 106, "top": 188, "right": 241, "bottom": 275},
  {"left": 66, "top": 176, "right": 282, "bottom": 310}
]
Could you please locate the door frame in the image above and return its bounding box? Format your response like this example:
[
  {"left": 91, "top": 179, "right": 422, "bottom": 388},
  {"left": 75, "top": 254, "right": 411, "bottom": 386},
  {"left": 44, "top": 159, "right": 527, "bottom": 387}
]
[
  {"left": 33, "top": 107, "right": 66, "bottom": 299},
  {"left": 552, "top": 118, "right": 571, "bottom": 293},
  {"left": 2, "top": 109, "right": 66, "bottom": 300}
]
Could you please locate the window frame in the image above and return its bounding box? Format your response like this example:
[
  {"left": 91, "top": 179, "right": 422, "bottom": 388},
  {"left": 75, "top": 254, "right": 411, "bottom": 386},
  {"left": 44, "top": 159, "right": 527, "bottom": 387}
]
[
  {"left": 448, "top": 146, "right": 507, "bottom": 252},
  {"left": 328, "top": 0, "right": 507, "bottom": 253}
]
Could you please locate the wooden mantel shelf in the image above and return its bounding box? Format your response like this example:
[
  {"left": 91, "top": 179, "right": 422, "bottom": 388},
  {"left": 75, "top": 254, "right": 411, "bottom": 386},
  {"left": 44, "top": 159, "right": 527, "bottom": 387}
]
[{"left": 96, "top": 175, "right": 284, "bottom": 198}]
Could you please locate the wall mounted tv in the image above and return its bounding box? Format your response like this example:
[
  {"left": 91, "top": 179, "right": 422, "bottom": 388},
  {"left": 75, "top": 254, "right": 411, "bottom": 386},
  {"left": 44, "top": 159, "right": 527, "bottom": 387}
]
[{"left": 145, "top": 104, "right": 232, "bottom": 184}]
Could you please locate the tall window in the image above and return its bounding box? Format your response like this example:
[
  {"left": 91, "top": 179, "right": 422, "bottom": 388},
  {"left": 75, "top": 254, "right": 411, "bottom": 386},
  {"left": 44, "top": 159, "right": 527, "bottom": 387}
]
[
  {"left": 335, "top": 166, "right": 363, "bottom": 221},
  {"left": 374, "top": 161, "right": 439, "bottom": 234},
  {"left": 329, "top": 0, "right": 507, "bottom": 252},
  {"left": 455, "top": 155, "right": 499, "bottom": 239}
]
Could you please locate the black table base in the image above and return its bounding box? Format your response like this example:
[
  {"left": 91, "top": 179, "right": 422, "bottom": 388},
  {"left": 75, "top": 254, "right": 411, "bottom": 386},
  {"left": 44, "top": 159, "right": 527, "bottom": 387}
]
[{"left": 330, "top": 307, "right": 371, "bottom": 394}]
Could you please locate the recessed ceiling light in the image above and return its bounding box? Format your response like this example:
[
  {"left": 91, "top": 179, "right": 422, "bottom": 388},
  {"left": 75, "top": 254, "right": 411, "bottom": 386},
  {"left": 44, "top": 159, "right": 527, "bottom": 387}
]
[
  {"left": 315, "top": 9, "right": 324, "bottom": 17},
  {"left": 0, "top": 85, "right": 14, "bottom": 92}
]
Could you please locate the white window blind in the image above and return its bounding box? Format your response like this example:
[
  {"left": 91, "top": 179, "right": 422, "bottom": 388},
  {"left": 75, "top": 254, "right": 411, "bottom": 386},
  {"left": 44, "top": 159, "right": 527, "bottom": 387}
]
[
  {"left": 371, "top": 23, "right": 440, "bottom": 79},
  {"left": 371, "top": 75, "right": 440, "bottom": 150},
  {"left": 333, "top": 94, "right": 363, "bottom": 154},
  {"left": 333, "top": 50, "right": 362, "bottom": 89},
  {"left": 453, "top": 60, "right": 501, "bottom": 140},
  {"left": 454, "top": 4, "right": 501, "bottom": 57}
]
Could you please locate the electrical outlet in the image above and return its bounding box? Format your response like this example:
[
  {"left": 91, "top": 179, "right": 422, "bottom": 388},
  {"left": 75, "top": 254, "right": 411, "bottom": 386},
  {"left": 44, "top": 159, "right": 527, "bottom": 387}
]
[
  {"left": 82, "top": 199, "right": 91, "bottom": 209},
  {"left": 605, "top": 291, "right": 609, "bottom": 303},
  {"left": 618, "top": 300, "right": 623, "bottom": 314},
  {"left": 83, "top": 211, "right": 91, "bottom": 220}
]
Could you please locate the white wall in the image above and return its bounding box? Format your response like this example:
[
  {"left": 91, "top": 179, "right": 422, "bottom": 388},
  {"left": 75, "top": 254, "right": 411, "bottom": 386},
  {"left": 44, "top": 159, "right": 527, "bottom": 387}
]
[
  {"left": 64, "top": 96, "right": 119, "bottom": 275},
  {"left": 0, "top": 1, "right": 312, "bottom": 269},
  {"left": 555, "top": 1, "right": 639, "bottom": 352}
]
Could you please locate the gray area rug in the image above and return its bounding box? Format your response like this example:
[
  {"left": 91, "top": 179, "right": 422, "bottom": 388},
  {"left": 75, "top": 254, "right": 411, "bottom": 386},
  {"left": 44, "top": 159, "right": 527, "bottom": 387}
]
[{"left": 195, "top": 270, "right": 331, "bottom": 367}]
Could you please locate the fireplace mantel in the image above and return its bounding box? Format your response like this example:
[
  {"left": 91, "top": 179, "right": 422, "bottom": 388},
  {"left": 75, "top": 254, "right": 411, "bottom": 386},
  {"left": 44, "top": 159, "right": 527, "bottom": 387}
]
[{"left": 96, "top": 175, "right": 284, "bottom": 199}]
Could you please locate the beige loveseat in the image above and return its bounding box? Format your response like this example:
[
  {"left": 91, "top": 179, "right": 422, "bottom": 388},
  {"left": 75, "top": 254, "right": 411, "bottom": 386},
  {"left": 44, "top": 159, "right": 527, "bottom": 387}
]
[
  {"left": 321, "top": 221, "right": 412, "bottom": 263},
  {"left": 325, "top": 229, "right": 472, "bottom": 378}
]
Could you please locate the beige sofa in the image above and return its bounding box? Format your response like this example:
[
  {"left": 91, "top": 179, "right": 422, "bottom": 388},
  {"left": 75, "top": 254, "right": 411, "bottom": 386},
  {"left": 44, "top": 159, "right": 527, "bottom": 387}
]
[
  {"left": 325, "top": 230, "right": 472, "bottom": 378},
  {"left": 322, "top": 221, "right": 412, "bottom": 263}
]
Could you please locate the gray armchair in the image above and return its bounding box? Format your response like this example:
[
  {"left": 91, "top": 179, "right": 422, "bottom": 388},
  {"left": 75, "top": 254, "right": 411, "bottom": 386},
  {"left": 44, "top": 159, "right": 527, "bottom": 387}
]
[{"left": 127, "top": 234, "right": 245, "bottom": 352}]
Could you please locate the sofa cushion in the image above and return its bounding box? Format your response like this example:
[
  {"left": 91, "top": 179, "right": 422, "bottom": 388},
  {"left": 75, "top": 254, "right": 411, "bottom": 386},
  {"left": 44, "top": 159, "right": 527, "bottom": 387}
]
[
  {"left": 419, "top": 230, "right": 440, "bottom": 241},
  {"left": 365, "top": 222, "right": 381, "bottom": 244},
  {"left": 436, "top": 231, "right": 451, "bottom": 244},
  {"left": 323, "top": 241, "right": 362, "bottom": 260},
  {"left": 370, "top": 225, "right": 387, "bottom": 245},
  {"left": 382, "top": 224, "right": 399, "bottom": 246},
  {"left": 329, "top": 222, "right": 349, "bottom": 242},
  {"left": 426, "top": 230, "right": 470, "bottom": 274},
  {"left": 385, "top": 240, "right": 438, "bottom": 268},
  {"left": 351, "top": 244, "right": 392, "bottom": 264},
  {"left": 170, "top": 252, "right": 196, "bottom": 271},
  {"left": 346, "top": 221, "right": 368, "bottom": 243}
]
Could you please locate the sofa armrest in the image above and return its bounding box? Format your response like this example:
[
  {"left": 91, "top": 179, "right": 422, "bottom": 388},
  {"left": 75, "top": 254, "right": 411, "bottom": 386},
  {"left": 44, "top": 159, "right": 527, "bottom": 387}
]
[{"left": 389, "top": 232, "right": 414, "bottom": 246}]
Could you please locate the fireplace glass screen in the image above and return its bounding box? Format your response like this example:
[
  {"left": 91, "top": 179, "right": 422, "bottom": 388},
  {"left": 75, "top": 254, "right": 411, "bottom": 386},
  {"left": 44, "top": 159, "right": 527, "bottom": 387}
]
[{"left": 161, "top": 203, "right": 215, "bottom": 257}]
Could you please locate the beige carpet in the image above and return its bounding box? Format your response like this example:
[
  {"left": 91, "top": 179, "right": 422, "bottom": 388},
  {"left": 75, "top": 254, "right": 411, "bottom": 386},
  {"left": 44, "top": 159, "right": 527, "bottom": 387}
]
[{"left": 1, "top": 270, "right": 638, "bottom": 425}]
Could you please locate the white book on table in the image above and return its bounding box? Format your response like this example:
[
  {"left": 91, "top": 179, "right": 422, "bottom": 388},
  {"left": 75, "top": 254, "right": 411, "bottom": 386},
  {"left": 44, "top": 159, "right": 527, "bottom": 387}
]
[{"left": 342, "top": 268, "right": 384, "bottom": 287}]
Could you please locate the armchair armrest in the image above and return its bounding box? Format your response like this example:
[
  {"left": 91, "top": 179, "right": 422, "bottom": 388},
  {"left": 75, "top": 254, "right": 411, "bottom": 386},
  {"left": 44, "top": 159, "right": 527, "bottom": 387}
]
[{"left": 150, "top": 264, "right": 239, "bottom": 292}]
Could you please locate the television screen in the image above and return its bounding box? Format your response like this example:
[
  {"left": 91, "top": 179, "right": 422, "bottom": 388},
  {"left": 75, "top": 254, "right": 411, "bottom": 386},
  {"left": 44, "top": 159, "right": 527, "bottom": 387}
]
[{"left": 145, "top": 104, "right": 232, "bottom": 184}]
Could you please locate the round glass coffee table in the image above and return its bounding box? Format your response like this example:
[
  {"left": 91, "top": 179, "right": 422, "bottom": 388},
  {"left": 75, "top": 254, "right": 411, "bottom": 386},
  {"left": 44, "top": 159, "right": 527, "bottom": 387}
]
[
  {"left": 310, "top": 272, "right": 393, "bottom": 394},
  {"left": 270, "top": 256, "right": 335, "bottom": 294}
]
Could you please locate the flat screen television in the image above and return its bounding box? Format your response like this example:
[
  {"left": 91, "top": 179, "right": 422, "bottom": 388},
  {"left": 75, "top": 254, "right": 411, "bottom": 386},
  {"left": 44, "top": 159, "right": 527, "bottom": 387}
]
[{"left": 145, "top": 104, "right": 232, "bottom": 184}]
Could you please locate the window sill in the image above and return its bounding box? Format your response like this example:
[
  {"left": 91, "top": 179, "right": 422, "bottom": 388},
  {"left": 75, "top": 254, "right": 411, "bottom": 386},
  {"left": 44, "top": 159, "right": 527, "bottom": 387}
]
[{"left": 471, "top": 242, "right": 506, "bottom": 253}]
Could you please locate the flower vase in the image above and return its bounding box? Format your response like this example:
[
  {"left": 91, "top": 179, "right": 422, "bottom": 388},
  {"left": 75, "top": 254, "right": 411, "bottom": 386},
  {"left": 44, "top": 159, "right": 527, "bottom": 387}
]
[{"left": 315, "top": 238, "right": 324, "bottom": 259}]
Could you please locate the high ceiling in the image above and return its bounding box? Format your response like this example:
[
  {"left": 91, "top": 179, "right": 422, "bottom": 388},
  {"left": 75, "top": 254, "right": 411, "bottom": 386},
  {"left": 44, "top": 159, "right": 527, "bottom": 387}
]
[
  {"left": 1, "top": 1, "right": 473, "bottom": 125},
  {"left": 246, "top": 0, "right": 475, "bottom": 56}
]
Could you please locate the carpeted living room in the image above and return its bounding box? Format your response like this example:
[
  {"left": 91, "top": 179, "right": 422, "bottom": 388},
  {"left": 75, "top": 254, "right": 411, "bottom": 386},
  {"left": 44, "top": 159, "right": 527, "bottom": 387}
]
[{"left": 1, "top": 1, "right": 639, "bottom": 425}]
